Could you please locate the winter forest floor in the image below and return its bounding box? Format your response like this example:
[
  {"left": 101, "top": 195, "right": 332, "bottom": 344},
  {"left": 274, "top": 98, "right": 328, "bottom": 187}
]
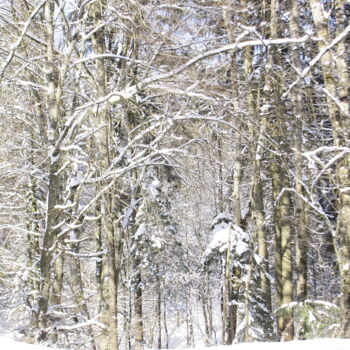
[{"left": 1, "top": 335, "right": 350, "bottom": 350}]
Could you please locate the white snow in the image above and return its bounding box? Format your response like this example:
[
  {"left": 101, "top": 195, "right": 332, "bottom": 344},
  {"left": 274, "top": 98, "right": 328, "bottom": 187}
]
[
  {"left": 148, "top": 178, "right": 161, "bottom": 199},
  {"left": 0, "top": 335, "right": 64, "bottom": 350},
  {"left": 228, "top": 339, "right": 350, "bottom": 350},
  {"left": 236, "top": 239, "right": 248, "bottom": 256},
  {"left": 206, "top": 219, "right": 249, "bottom": 256},
  {"left": 150, "top": 234, "right": 163, "bottom": 249},
  {"left": 1, "top": 336, "right": 350, "bottom": 350}
]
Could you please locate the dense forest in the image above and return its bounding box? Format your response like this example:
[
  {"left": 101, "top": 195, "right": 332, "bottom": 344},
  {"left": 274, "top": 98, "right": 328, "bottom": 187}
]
[{"left": 0, "top": 0, "right": 349, "bottom": 349}]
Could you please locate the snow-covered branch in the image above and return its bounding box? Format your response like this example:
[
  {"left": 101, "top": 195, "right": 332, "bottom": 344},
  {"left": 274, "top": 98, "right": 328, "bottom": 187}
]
[
  {"left": 0, "top": 0, "right": 46, "bottom": 79},
  {"left": 283, "top": 23, "right": 350, "bottom": 99}
]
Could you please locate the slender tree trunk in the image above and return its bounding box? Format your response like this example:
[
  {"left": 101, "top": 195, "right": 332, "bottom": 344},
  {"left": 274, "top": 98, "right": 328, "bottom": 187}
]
[
  {"left": 251, "top": 119, "right": 274, "bottom": 337},
  {"left": 123, "top": 281, "right": 132, "bottom": 350},
  {"left": 264, "top": 0, "right": 294, "bottom": 340},
  {"left": 271, "top": 121, "right": 294, "bottom": 341},
  {"left": 222, "top": 5, "right": 243, "bottom": 343},
  {"left": 133, "top": 255, "right": 144, "bottom": 350},
  {"left": 333, "top": 1, "right": 350, "bottom": 338},
  {"left": 201, "top": 273, "right": 213, "bottom": 345},
  {"left": 68, "top": 183, "right": 97, "bottom": 350},
  {"left": 90, "top": 2, "right": 119, "bottom": 349},
  {"left": 309, "top": 0, "right": 350, "bottom": 337},
  {"left": 279, "top": 187, "right": 294, "bottom": 341},
  {"left": 243, "top": 251, "right": 254, "bottom": 342},
  {"left": 217, "top": 135, "right": 224, "bottom": 213},
  {"left": 49, "top": 240, "right": 65, "bottom": 343},
  {"left": 201, "top": 298, "right": 210, "bottom": 346},
  {"left": 289, "top": 0, "right": 308, "bottom": 304},
  {"left": 37, "top": 1, "right": 63, "bottom": 339},
  {"left": 186, "top": 290, "right": 194, "bottom": 347},
  {"left": 164, "top": 305, "right": 169, "bottom": 349},
  {"left": 241, "top": 0, "right": 274, "bottom": 337},
  {"left": 222, "top": 234, "right": 232, "bottom": 344},
  {"left": 221, "top": 225, "right": 240, "bottom": 345},
  {"left": 255, "top": 167, "right": 272, "bottom": 313},
  {"left": 200, "top": 271, "right": 214, "bottom": 345},
  {"left": 26, "top": 172, "right": 40, "bottom": 328},
  {"left": 24, "top": 133, "right": 41, "bottom": 329},
  {"left": 50, "top": 242, "right": 64, "bottom": 308},
  {"left": 156, "top": 270, "right": 162, "bottom": 350}
]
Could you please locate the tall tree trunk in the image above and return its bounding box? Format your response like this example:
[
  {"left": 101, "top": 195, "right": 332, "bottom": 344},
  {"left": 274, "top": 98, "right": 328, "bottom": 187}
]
[
  {"left": 68, "top": 182, "right": 97, "bottom": 350},
  {"left": 332, "top": 1, "right": 350, "bottom": 338},
  {"left": 309, "top": 0, "right": 350, "bottom": 337},
  {"left": 24, "top": 132, "right": 41, "bottom": 329},
  {"left": 37, "top": 1, "right": 63, "bottom": 339},
  {"left": 243, "top": 18, "right": 274, "bottom": 336},
  {"left": 250, "top": 117, "right": 274, "bottom": 337},
  {"left": 289, "top": 0, "right": 308, "bottom": 304},
  {"left": 240, "top": 0, "right": 274, "bottom": 337},
  {"left": 261, "top": 0, "right": 284, "bottom": 337},
  {"left": 264, "top": 0, "right": 294, "bottom": 340},
  {"left": 90, "top": 2, "right": 119, "bottom": 349},
  {"left": 222, "top": 4, "right": 243, "bottom": 343}
]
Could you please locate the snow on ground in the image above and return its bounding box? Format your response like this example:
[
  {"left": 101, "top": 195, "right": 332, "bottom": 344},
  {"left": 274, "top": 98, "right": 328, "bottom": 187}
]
[
  {"left": 1, "top": 336, "right": 350, "bottom": 350},
  {"left": 0, "top": 335, "right": 63, "bottom": 350},
  {"left": 220, "top": 338, "right": 350, "bottom": 350}
]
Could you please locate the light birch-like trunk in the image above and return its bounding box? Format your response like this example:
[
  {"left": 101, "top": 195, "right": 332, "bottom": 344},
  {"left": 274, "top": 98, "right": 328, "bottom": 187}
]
[
  {"left": 90, "top": 2, "right": 119, "bottom": 349},
  {"left": 309, "top": 0, "right": 350, "bottom": 337}
]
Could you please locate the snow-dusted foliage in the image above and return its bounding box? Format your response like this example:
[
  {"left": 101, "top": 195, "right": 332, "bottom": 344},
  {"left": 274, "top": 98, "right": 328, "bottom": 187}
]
[{"left": 206, "top": 213, "right": 249, "bottom": 257}]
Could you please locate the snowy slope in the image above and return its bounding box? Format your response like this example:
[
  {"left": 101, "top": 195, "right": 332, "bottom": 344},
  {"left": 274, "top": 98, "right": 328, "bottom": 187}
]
[{"left": 1, "top": 336, "right": 350, "bottom": 350}]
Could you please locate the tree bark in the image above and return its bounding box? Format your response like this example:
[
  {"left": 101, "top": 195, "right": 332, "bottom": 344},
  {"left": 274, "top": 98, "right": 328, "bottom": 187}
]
[
  {"left": 37, "top": 1, "right": 63, "bottom": 339},
  {"left": 309, "top": 0, "right": 350, "bottom": 337},
  {"left": 133, "top": 255, "right": 144, "bottom": 350},
  {"left": 288, "top": 0, "right": 309, "bottom": 304},
  {"left": 264, "top": 0, "right": 294, "bottom": 340},
  {"left": 25, "top": 168, "right": 40, "bottom": 328},
  {"left": 156, "top": 270, "right": 162, "bottom": 350},
  {"left": 222, "top": 4, "right": 243, "bottom": 343},
  {"left": 90, "top": 2, "right": 120, "bottom": 349}
]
